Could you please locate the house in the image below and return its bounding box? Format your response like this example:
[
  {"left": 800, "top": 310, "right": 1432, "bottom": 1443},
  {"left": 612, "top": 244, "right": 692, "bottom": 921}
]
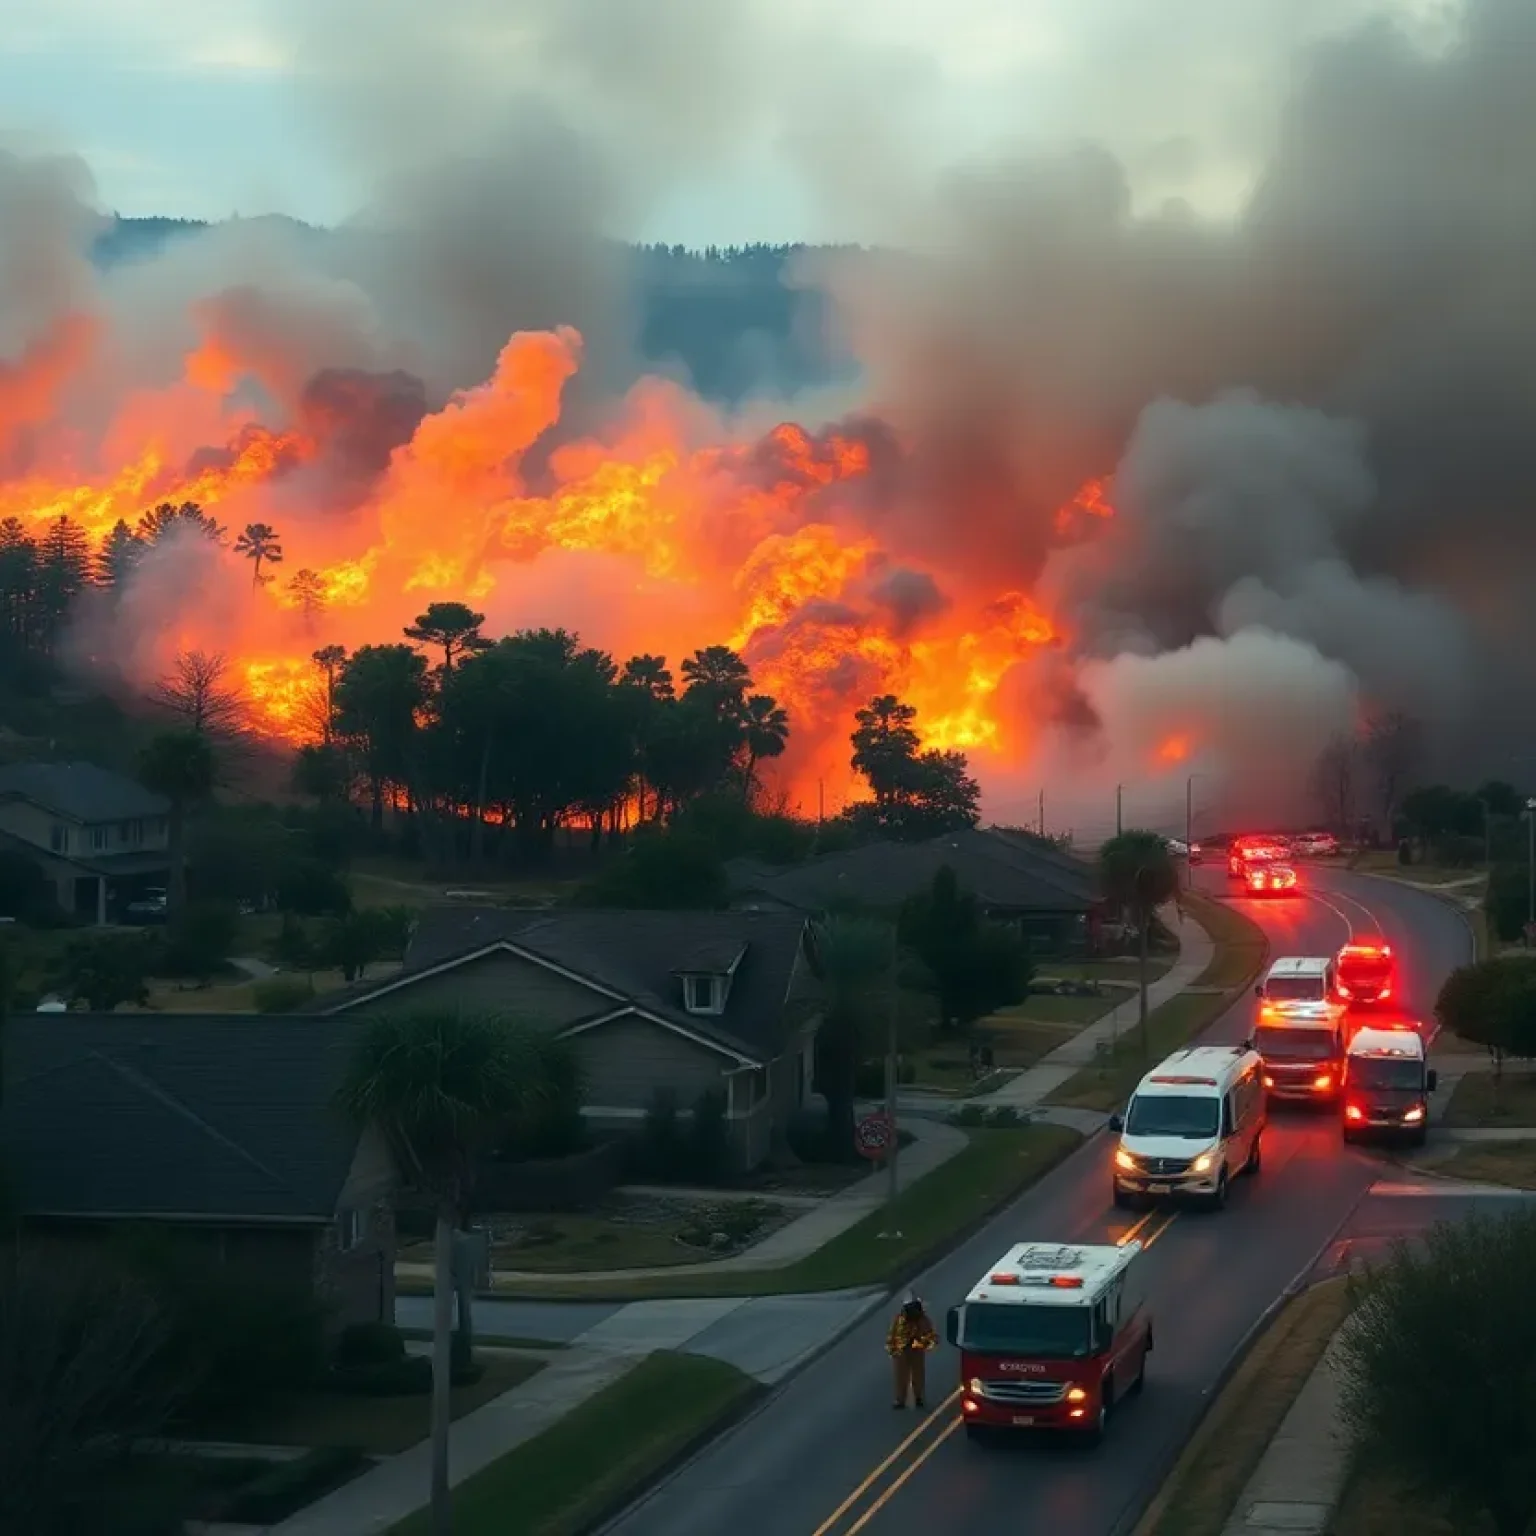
[
  {"left": 0, "top": 1013, "right": 397, "bottom": 1328},
  {"left": 726, "top": 827, "right": 1102, "bottom": 955},
  {"left": 312, "top": 908, "right": 821, "bottom": 1172},
  {"left": 0, "top": 760, "right": 172, "bottom": 923}
]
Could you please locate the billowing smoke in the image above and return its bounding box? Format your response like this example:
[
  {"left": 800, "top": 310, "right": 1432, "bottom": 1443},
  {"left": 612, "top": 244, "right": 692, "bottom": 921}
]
[{"left": 7, "top": 0, "right": 1536, "bottom": 834}]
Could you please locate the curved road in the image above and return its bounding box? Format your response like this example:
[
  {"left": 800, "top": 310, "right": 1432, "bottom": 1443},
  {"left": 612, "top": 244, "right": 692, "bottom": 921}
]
[{"left": 603, "top": 865, "right": 1474, "bottom": 1536}]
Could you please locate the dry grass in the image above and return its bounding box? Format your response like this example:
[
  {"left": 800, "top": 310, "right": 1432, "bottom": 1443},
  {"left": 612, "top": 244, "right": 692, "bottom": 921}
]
[
  {"left": 1137, "top": 1279, "right": 1352, "bottom": 1536},
  {"left": 1429, "top": 1140, "right": 1536, "bottom": 1189},
  {"left": 1441, "top": 1069, "right": 1536, "bottom": 1127}
]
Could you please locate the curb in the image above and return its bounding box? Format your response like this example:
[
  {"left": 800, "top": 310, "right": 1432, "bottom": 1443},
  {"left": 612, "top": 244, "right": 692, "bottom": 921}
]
[{"left": 1113, "top": 1226, "right": 1348, "bottom": 1536}]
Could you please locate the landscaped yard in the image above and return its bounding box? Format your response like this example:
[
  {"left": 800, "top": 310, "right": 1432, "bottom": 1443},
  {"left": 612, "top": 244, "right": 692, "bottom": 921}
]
[
  {"left": 1350, "top": 850, "right": 1488, "bottom": 891},
  {"left": 486, "top": 1122, "right": 1082, "bottom": 1300},
  {"left": 193, "top": 1355, "right": 545, "bottom": 1456},
  {"left": 402, "top": 1197, "right": 790, "bottom": 1275},
  {"left": 1141, "top": 1278, "right": 1351, "bottom": 1536},
  {"left": 387, "top": 1351, "right": 758, "bottom": 1536},
  {"left": 1047, "top": 893, "right": 1269, "bottom": 1113},
  {"left": 1439, "top": 1069, "right": 1536, "bottom": 1127},
  {"left": 350, "top": 857, "right": 577, "bottom": 909}
]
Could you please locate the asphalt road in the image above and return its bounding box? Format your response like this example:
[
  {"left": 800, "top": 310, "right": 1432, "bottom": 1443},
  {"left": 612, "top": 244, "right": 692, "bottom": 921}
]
[{"left": 603, "top": 864, "right": 1477, "bottom": 1536}]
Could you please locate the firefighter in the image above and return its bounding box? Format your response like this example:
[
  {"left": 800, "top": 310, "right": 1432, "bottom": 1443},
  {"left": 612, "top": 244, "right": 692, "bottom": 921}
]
[{"left": 887, "top": 1293, "right": 937, "bottom": 1409}]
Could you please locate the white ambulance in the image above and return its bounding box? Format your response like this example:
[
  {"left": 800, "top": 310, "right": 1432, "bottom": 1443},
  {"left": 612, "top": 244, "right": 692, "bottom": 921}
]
[
  {"left": 1109, "top": 1044, "right": 1265, "bottom": 1210},
  {"left": 945, "top": 1241, "right": 1152, "bottom": 1444}
]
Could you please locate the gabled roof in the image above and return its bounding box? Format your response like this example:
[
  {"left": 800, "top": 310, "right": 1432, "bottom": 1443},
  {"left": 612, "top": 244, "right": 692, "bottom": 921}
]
[
  {"left": 726, "top": 828, "right": 1098, "bottom": 915},
  {"left": 317, "top": 908, "right": 812, "bottom": 1065},
  {"left": 0, "top": 1014, "right": 372, "bottom": 1223},
  {"left": 0, "top": 761, "right": 171, "bottom": 824}
]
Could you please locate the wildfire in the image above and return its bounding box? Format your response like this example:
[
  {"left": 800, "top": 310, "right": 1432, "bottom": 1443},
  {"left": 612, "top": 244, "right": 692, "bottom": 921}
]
[
  {"left": 1155, "top": 734, "right": 1192, "bottom": 765},
  {"left": 4, "top": 320, "right": 1116, "bottom": 805}
]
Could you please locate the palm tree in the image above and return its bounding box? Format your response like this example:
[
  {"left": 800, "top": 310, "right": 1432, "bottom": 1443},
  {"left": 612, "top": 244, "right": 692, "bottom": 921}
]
[
  {"left": 739, "top": 693, "right": 790, "bottom": 801},
  {"left": 336, "top": 1012, "right": 551, "bottom": 1536},
  {"left": 137, "top": 729, "right": 216, "bottom": 916},
  {"left": 1098, "top": 831, "right": 1179, "bottom": 1063},
  {"left": 233, "top": 522, "right": 284, "bottom": 587},
  {"left": 809, "top": 916, "right": 895, "bottom": 1153}
]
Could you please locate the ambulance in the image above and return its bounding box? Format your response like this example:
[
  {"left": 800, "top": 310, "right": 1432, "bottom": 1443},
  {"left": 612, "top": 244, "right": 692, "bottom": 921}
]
[
  {"left": 1254, "top": 957, "right": 1347, "bottom": 1101},
  {"left": 1342, "top": 1025, "right": 1438, "bottom": 1145},
  {"left": 947, "top": 1241, "right": 1151, "bottom": 1444}
]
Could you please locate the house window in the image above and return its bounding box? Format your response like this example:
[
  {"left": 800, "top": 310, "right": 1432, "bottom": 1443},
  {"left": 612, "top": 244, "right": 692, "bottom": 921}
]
[
  {"left": 683, "top": 975, "right": 721, "bottom": 1014},
  {"left": 337, "top": 1209, "right": 365, "bottom": 1250},
  {"left": 91, "top": 826, "right": 108, "bottom": 852},
  {"left": 122, "top": 819, "right": 143, "bottom": 846},
  {"left": 49, "top": 824, "right": 68, "bottom": 854}
]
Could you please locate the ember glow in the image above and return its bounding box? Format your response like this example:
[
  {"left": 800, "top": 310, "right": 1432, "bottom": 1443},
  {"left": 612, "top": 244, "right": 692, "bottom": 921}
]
[{"left": 10, "top": 312, "right": 1102, "bottom": 808}]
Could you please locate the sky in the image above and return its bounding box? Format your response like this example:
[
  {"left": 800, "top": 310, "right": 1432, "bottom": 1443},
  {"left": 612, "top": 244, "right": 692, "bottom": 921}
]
[{"left": 1, "top": 0, "right": 1453, "bottom": 244}]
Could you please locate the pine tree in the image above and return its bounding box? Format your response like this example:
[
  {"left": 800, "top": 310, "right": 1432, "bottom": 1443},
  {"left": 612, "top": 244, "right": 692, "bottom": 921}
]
[
  {"left": 34, "top": 515, "right": 92, "bottom": 645},
  {"left": 0, "top": 518, "right": 38, "bottom": 647},
  {"left": 97, "top": 519, "right": 144, "bottom": 593}
]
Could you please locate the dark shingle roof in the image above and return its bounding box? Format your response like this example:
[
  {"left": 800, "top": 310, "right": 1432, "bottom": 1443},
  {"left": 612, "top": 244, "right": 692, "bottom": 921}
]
[
  {"left": 324, "top": 908, "right": 811, "bottom": 1064},
  {"left": 727, "top": 829, "right": 1098, "bottom": 915},
  {"left": 1, "top": 1014, "right": 370, "bottom": 1223},
  {"left": 0, "top": 761, "right": 170, "bottom": 823}
]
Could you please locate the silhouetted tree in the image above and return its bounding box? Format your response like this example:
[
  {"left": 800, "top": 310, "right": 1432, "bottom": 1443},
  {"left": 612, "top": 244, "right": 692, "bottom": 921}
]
[
  {"left": 287, "top": 568, "right": 326, "bottom": 625},
  {"left": 404, "top": 602, "right": 492, "bottom": 672},
  {"left": 233, "top": 522, "right": 283, "bottom": 586},
  {"left": 136, "top": 500, "right": 227, "bottom": 546}
]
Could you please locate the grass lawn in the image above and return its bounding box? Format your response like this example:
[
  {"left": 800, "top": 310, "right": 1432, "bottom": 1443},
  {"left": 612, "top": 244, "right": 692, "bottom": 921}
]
[
  {"left": 1138, "top": 1278, "right": 1351, "bottom": 1536},
  {"left": 387, "top": 1352, "right": 759, "bottom": 1536},
  {"left": 1427, "top": 1139, "right": 1536, "bottom": 1188},
  {"left": 1048, "top": 894, "right": 1269, "bottom": 1113},
  {"left": 1440, "top": 1069, "right": 1536, "bottom": 1127},
  {"left": 194, "top": 1356, "right": 544, "bottom": 1455},
  {"left": 1350, "top": 851, "right": 1489, "bottom": 890},
  {"left": 403, "top": 1200, "right": 787, "bottom": 1275},
  {"left": 477, "top": 1123, "right": 1082, "bottom": 1300},
  {"left": 350, "top": 857, "right": 578, "bottom": 909}
]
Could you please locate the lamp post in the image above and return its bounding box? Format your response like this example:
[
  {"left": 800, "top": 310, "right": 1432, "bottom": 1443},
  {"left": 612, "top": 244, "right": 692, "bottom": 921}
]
[{"left": 1185, "top": 773, "right": 1205, "bottom": 892}]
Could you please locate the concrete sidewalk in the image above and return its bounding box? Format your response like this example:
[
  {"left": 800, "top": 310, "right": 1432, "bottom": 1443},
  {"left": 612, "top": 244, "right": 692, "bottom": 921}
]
[
  {"left": 969, "top": 900, "right": 1218, "bottom": 1111},
  {"left": 1220, "top": 1323, "right": 1353, "bottom": 1536}
]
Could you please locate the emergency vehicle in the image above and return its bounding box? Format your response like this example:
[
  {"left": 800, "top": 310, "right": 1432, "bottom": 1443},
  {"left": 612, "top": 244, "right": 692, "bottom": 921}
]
[
  {"left": 1244, "top": 861, "right": 1298, "bottom": 897},
  {"left": 1342, "top": 1026, "right": 1438, "bottom": 1145},
  {"left": 1336, "top": 940, "right": 1395, "bottom": 1005},
  {"left": 1109, "top": 1045, "right": 1265, "bottom": 1209},
  {"left": 1227, "top": 836, "right": 1286, "bottom": 879},
  {"left": 1254, "top": 958, "right": 1346, "bottom": 1101},
  {"left": 947, "top": 1242, "right": 1151, "bottom": 1444}
]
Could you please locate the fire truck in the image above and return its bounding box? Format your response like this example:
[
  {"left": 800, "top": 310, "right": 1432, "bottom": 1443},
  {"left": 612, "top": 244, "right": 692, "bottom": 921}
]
[
  {"left": 946, "top": 1241, "right": 1151, "bottom": 1445},
  {"left": 1336, "top": 939, "right": 1395, "bottom": 1005}
]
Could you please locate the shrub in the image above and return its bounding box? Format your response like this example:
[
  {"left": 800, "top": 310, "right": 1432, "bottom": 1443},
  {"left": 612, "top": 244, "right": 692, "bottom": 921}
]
[
  {"left": 676, "top": 1199, "right": 777, "bottom": 1251},
  {"left": 688, "top": 1089, "right": 730, "bottom": 1183},
  {"left": 950, "top": 1104, "right": 986, "bottom": 1127},
  {"left": 1488, "top": 862, "right": 1532, "bottom": 944},
  {"left": 785, "top": 1109, "right": 833, "bottom": 1164},
  {"left": 327, "top": 1354, "right": 432, "bottom": 1396},
  {"left": 223, "top": 1447, "right": 368, "bottom": 1526},
  {"left": 334, "top": 1322, "right": 405, "bottom": 1369},
  {"left": 638, "top": 1087, "right": 684, "bottom": 1179},
  {"left": 160, "top": 902, "right": 239, "bottom": 983},
  {"left": 987, "top": 1105, "right": 1023, "bottom": 1127},
  {"left": 253, "top": 975, "right": 315, "bottom": 1012},
  {"left": 853, "top": 1061, "right": 887, "bottom": 1098},
  {"left": 1434, "top": 833, "right": 1484, "bottom": 869}
]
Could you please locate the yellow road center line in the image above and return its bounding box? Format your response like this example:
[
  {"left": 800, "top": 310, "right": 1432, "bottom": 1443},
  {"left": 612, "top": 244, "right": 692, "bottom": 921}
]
[
  {"left": 809, "top": 1389, "right": 960, "bottom": 1536},
  {"left": 841, "top": 1417, "right": 963, "bottom": 1535}
]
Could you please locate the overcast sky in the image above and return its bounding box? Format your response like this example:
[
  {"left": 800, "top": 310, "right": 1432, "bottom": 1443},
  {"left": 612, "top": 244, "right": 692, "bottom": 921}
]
[{"left": 1, "top": 0, "right": 1451, "bottom": 244}]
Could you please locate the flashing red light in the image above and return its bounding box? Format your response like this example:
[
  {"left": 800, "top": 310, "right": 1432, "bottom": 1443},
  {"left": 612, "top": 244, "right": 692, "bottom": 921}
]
[
  {"left": 1344, "top": 1103, "right": 1365, "bottom": 1122},
  {"left": 1049, "top": 1276, "right": 1084, "bottom": 1288},
  {"left": 988, "top": 1273, "right": 1020, "bottom": 1285}
]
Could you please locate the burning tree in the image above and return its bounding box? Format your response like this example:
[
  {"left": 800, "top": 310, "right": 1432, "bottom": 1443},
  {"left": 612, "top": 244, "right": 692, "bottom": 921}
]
[{"left": 233, "top": 521, "right": 284, "bottom": 587}]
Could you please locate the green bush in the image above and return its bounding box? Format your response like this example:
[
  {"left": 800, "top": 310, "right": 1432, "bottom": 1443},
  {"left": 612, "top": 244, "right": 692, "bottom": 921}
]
[
  {"left": 638, "top": 1087, "right": 684, "bottom": 1179},
  {"left": 328, "top": 1355, "right": 433, "bottom": 1396},
  {"left": 223, "top": 1447, "right": 367, "bottom": 1525},
  {"left": 676, "top": 1199, "right": 777, "bottom": 1251},
  {"left": 688, "top": 1089, "right": 730, "bottom": 1183},
  {"left": 253, "top": 975, "right": 315, "bottom": 1012},
  {"left": 950, "top": 1104, "right": 986, "bottom": 1127},
  {"left": 987, "top": 1105, "right": 1023, "bottom": 1127},
  {"left": 334, "top": 1322, "right": 405, "bottom": 1368},
  {"left": 1487, "top": 862, "right": 1532, "bottom": 944}
]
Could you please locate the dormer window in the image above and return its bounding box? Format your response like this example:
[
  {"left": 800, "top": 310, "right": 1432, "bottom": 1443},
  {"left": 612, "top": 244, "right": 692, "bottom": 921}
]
[{"left": 683, "top": 974, "right": 724, "bottom": 1015}]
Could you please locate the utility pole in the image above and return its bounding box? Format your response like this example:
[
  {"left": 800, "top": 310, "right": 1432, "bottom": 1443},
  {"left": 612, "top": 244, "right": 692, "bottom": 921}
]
[
  {"left": 1185, "top": 773, "right": 1203, "bottom": 893},
  {"left": 1116, "top": 783, "right": 1123, "bottom": 838},
  {"left": 1038, "top": 788, "right": 1045, "bottom": 837}
]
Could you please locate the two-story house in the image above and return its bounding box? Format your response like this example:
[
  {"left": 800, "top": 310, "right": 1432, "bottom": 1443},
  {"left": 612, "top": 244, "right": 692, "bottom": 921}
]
[{"left": 0, "top": 761, "right": 173, "bottom": 924}]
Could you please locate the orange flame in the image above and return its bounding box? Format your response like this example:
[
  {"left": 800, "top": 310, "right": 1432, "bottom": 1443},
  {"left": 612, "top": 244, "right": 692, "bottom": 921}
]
[{"left": 3, "top": 321, "right": 1117, "bottom": 806}]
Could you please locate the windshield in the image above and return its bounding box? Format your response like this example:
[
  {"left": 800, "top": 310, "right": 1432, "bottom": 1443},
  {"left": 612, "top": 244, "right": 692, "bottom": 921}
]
[
  {"left": 1125, "top": 1093, "right": 1219, "bottom": 1138},
  {"left": 1264, "top": 977, "right": 1327, "bottom": 1002},
  {"left": 1256, "top": 1026, "right": 1337, "bottom": 1061},
  {"left": 1350, "top": 1057, "right": 1423, "bottom": 1090},
  {"left": 961, "top": 1302, "right": 1093, "bottom": 1359}
]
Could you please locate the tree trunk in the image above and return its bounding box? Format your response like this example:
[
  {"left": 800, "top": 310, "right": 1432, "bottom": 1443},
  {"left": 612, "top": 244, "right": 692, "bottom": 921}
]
[{"left": 430, "top": 1211, "right": 454, "bottom": 1536}]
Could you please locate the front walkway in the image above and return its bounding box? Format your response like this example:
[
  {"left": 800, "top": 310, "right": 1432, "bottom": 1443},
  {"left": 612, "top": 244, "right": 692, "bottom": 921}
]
[{"left": 969, "top": 900, "right": 1217, "bottom": 1110}]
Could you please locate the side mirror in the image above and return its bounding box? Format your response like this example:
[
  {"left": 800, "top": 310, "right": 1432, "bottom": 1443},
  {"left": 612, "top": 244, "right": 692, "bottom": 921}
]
[
  {"left": 1426, "top": 1069, "right": 1438, "bottom": 1093},
  {"left": 945, "top": 1306, "right": 961, "bottom": 1347},
  {"left": 1108, "top": 1113, "right": 1124, "bottom": 1135},
  {"left": 1254, "top": 984, "right": 1264, "bottom": 998}
]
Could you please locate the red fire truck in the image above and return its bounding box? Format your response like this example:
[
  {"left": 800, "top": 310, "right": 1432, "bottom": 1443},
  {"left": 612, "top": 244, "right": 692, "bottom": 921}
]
[
  {"left": 946, "top": 1241, "right": 1151, "bottom": 1445},
  {"left": 1336, "top": 939, "right": 1396, "bottom": 1006}
]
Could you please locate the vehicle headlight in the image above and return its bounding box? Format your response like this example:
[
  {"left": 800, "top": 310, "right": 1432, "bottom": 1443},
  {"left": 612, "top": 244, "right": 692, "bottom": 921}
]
[
  {"left": 1114, "top": 1148, "right": 1138, "bottom": 1171},
  {"left": 1191, "top": 1152, "right": 1215, "bottom": 1173},
  {"left": 969, "top": 1378, "right": 984, "bottom": 1394},
  {"left": 1066, "top": 1386, "right": 1088, "bottom": 1402},
  {"left": 1403, "top": 1105, "right": 1425, "bottom": 1123}
]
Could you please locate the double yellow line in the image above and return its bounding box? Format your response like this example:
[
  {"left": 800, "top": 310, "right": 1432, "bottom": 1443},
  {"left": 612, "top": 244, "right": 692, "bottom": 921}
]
[{"left": 811, "top": 1206, "right": 1180, "bottom": 1533}]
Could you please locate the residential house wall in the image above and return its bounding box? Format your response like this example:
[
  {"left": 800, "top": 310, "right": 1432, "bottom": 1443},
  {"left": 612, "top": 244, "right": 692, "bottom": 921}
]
[{"left": 356, "top": 950, "right": 607, "bottom": 1028}]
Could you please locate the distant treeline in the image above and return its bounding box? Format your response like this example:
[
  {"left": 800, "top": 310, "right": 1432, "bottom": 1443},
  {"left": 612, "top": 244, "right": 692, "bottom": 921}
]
[{"left": 94, "top": 217, "right": 862, "bottom": 402}]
